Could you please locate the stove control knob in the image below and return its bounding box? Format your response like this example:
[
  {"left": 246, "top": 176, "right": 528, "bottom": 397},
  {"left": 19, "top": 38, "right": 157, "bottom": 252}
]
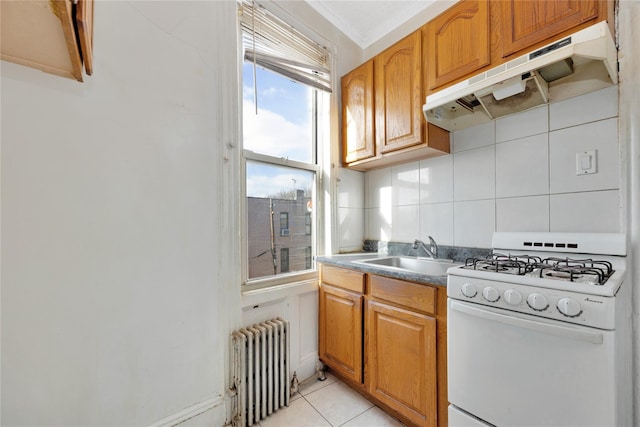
[
  {"left": 482, "top": 286, "right": 500, "bottom": 302},
  {"left": 527, "top": 293, "right": 549, "bottom": 311},
  {"left": 461, "top": 283, "right": 477, "bottom": 298},
  {"left": 557, "top": 297, "right": 582, "bottom": 317},
  {"left": 504, "top": 289, "right": 523, "bottom": 306}
]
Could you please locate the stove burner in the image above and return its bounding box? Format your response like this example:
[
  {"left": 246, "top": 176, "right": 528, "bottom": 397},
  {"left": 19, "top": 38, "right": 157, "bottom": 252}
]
[
  {"left": 481, "top": 264, "right": 509, "bottom": 272},
  {"left": 464, "top": 254, "right": 614, "bottom": 285},
  {"left": 465, "top": 253, "right": 542, "bottom": 275}
]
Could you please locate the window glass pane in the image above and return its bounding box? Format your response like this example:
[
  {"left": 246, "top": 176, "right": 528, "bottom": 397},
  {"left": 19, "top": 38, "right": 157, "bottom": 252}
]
[
  {"left": 246, "top": 161, "right": 314, "bottom": 280},
  {"left": 281, "top": 248, "right": 289, "bottom": 273},
  {"left": 243, "top": 63, "right": 313, "bottom": 163}
]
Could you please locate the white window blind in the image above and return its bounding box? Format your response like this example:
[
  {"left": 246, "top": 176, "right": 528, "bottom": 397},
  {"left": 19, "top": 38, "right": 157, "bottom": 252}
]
[{"left": 239, "top": 0, "right": 332, "bottom": 93}]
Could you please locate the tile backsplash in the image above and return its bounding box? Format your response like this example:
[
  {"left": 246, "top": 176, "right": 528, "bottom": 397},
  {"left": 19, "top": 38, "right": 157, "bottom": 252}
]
[{"left": 338, "top": 85, "right": 621, "bottom": 251}]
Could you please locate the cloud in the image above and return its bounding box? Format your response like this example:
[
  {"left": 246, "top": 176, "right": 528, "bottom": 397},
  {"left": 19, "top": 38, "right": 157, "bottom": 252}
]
[
  {"left": 246, "top": 168, "right": 313, "bottom": 198},
  {"left": 242, "top": 98, "right": 312, "bottom": 162}
]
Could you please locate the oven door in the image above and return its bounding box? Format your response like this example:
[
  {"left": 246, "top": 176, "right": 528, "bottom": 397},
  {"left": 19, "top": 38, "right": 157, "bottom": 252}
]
[{"left": 448, "top": 299, "right": 616, "bottom": 427}]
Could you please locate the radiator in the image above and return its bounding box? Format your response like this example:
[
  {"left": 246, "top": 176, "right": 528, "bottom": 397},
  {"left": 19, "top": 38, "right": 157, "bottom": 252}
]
[{"left": 231, "top": 318, "right": 291, "bottom": 427}]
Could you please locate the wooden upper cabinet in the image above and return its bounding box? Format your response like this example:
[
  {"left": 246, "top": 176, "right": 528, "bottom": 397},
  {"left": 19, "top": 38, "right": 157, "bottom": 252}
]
[
  {"left": 1, "top": 0, "right": 94, "bottom": 82},
  {"left": 342, "top": 60, "right": 375, "bottom": 164},
  {"left": 426, "top": 0, "right": 491, "bottom": 91},
  {"left": 375, "top": 31, "right": 423, "bottom": 154},
  {"left": 340, "top": 28, "right": 450, "bottom": 170},
  {"left": 501, "top": 0, "right": 601, "bottom": 57}
]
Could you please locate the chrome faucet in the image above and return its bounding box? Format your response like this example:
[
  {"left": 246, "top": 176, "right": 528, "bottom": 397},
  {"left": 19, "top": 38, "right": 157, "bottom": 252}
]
[{"left": 413, "top": 236, "right": 438, "bottom": 259}]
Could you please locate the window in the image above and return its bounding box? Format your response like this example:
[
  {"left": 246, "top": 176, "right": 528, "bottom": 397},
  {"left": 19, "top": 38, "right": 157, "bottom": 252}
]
[
  {"left": 281, "top": 248, "right": 289, "bottom": 273},
  {"left": 239, "top": 0, "right": 332, "bottom": 285},
  {"left": 280, "top": 212, "right": 289, "bottom": 236},
  {"left": 305, "top": 246, "right": 312, "bottom": 269},
  {"left": 305, "top": 212, "right": 312, "bottom": 235}
]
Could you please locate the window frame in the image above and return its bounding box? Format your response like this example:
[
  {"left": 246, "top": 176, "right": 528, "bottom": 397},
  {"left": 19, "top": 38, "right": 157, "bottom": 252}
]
[
  {"left": 280, "top": 212, "right": 289, "bottom": 236},
  {"left": 305, "top": 246, "right": 312, "bottom": 270},
  {"left": 238, "top": 1, "right": 334, "bottom": 291},
  {"left": 240, "top": 94, "right": 322, "bottom": 290}
]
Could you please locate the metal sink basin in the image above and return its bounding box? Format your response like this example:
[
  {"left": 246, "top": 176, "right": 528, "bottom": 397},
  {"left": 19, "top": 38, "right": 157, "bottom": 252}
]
[{"left": 355, "top": 256, "right": 457, "bottom": 276}]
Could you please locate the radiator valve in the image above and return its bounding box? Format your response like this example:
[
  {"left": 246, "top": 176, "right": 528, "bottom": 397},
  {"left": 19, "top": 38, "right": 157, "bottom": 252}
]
[{"left": 290, "top": 372, "right": 300, "bottom": 394}]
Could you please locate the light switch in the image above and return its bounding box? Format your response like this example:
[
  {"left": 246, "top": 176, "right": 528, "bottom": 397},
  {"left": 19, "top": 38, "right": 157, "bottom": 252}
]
[{"left": 576, "top": 150, "right": 597, "bottom": 175}]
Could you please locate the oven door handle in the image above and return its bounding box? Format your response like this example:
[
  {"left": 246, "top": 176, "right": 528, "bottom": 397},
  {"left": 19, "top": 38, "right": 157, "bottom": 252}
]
[{"left": 450, "top": 301, "right": 604, "bottom": 344}]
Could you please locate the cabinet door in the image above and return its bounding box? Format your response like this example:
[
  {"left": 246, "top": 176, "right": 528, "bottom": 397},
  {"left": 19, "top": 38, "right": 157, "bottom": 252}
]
[
  {"left": 342, "top": 60, "right": 375, "bottom": 164},
  {"left": 375, "top": 31, "right": 423, "bottom": 154},
  {"left": 501, "top": 0, "right": 600, "bottom": 57},
  {"left": 0, "top": 0, "right": 92, "bottom": 82},
  {"left": 426, "top": 0, "right": 490, "bottom": 90},
  {"left": 319, "top": 283, "right": 363, "bottom": 383},
  {"left": 366, "top": 299, "right": 437, "bottom": 427}
]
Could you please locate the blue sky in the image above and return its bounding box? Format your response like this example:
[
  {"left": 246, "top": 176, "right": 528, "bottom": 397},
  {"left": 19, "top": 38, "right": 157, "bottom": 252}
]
[
  {"left": 243, "top": 63, "right": 315, "bottom": 198},
  {"left": 243, "top": 63, "right": 311, "bottom": 126}
]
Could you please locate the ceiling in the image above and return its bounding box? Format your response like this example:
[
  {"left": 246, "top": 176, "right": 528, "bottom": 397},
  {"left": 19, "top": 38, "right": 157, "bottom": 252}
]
[{"left": 304, "top": 0, "right": 438, "bottom": 48}]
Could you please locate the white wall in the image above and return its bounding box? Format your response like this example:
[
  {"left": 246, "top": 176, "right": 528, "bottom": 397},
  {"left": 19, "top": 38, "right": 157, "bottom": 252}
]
[
  {"left": 1, "top": 0, "right": 364, "bottom": 423},
  {"left": 337, "top": 169, "right": 365, "bottom": 252},
  {"left": 364, "top": 86, "right": 622, "bottom": 247},
  {"left": 1, "top": 1, "right": 239, "bottom": 425},
  {"left": 362, "top": 0, "right": 458, "bottom": 59},
  {"left": 618, "top": 1, "right": 640, "bottom": 425}
]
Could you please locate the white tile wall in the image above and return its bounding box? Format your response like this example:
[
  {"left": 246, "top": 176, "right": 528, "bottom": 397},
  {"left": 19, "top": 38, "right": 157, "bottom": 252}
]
[
  {"left": 496, "top": 195, "right": 550, "bottom": 232},
  {"left": 454, "top": 200, "right": 496, "bottom": 247},
  {"left": 419, "top": 202, "right": 454, "bottom": 245},
  {"left": 337, "top": 168, "right": 365, "bottom": 251},
  {"left": 496, "top": 104, "right": 548, "bottom": 143},
  {"left": 365, "top": 167, "right": 392, "bottom": 208},
  {"left": 391, "top": 161, "right": 420, "bottom": 206},
  {"left": 420, "top": 155, "right": 453, "bottom": 203},
  {"left": 354, "top": 87, "right": 622, "bottom": 250},
  {"left": 453, "top": 145, "right": 496, "bottom": 201},
  {"left": 338, "top": 208, "right": 365, "bottom": 250},
  {"left": 550, "top": 190, "right": 620, "bottom": 232},
  {"left": 392, "top": 204, "right": 419, "bottom": 242},
  {"left": 549, "top": 118, "right": 620, "bottom": 193},
  {"left": 366, "top": 204, "right": 392, "bottom": 241},
  {"left": 337, "top": 169, "right": 364, "bottom": 209},
  {"left": 496, "top": 133, "right": 549, "bottom": 198},
  {"left": 453, "top": 121, "right": 495, "bottom": 152},
  {"left": 550, "top": 86, "right": 618, "bottom": 131}
]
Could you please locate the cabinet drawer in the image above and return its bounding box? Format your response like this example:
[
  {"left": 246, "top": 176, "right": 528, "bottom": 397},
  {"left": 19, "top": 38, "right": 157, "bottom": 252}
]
[
  {"left": 369, "top": 275, "right": 436, "bottom": 314},
  {"left": 320, "top": 265, "right": 365, "bottom": 294}
]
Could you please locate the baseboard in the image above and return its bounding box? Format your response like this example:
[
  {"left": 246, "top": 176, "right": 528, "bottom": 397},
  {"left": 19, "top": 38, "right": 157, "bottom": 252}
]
[{"left": 149, "top": 395, "right": 226, "bottom": 427}]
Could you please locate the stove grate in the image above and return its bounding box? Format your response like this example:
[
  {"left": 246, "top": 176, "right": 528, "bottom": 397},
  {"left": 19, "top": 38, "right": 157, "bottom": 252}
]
[{"left": 464, "top": 254, "right": 614, "bottom": 285}]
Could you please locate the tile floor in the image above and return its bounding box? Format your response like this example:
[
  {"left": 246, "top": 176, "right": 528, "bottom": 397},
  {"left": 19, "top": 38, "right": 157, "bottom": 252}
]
[{"left": 256, "top": 373, "right": 405, "bottom": 427}]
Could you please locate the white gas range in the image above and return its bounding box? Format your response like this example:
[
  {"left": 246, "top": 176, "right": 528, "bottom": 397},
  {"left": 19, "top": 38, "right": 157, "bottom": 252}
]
[{"left": 446, "top": 232, "right": 632, "bottom": 427}]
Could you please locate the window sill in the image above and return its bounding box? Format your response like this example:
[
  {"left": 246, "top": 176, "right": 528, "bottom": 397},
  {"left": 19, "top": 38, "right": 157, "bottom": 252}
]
[
  {"left": 243, "top": 270, "right": 318, "bottom": 292},
  {"left": 242, "top": 273, "right": 319, "bottom": 308}
]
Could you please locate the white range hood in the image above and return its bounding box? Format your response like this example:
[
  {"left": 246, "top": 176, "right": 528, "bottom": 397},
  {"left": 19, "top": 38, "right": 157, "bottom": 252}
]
[{"left": 423, "top": 21, "right": 618, "bottom": 131}]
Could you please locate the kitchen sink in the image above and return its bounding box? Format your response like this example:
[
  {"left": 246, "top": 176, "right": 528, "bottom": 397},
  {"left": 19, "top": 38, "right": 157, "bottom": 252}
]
[{"left": 355, "top": 256, "right": 457, "bottom": 276}]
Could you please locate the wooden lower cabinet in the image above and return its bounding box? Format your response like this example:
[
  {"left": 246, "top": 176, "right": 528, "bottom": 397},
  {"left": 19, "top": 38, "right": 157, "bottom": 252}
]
[
  {"left": 319, "top": 283, "right": 363, "bottom": 383},
  {"left": 366, "top": 299, "right": 437, "bottom": 427},
  {"left": 319, "top": 266, "right": 365, "bottom": 383},
  {"left": 318, "top": 264, "right": 448, "bottom": 427}
]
